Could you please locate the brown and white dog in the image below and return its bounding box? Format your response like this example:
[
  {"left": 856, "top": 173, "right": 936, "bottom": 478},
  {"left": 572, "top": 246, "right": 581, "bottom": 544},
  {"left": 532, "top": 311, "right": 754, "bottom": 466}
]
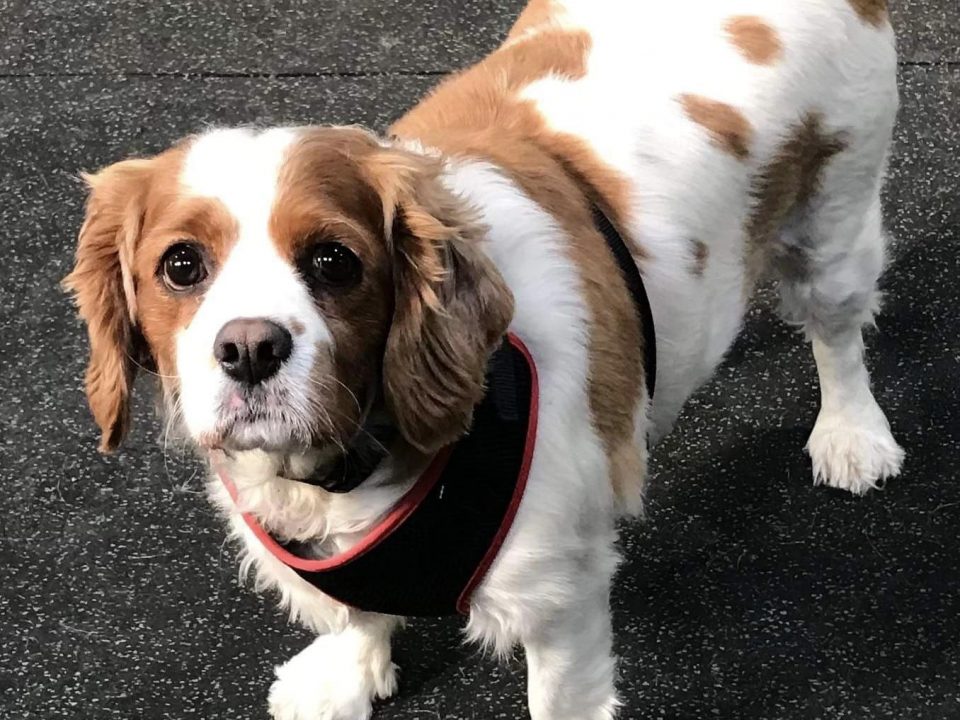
[{"left": 66, "top": 1, "right": 903, "bottom": 718}]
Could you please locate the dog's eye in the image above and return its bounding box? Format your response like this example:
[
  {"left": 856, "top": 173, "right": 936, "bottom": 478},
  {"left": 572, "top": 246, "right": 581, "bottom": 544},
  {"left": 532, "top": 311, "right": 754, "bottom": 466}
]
[
  {"left": 309, "top": 242, "right": 362, "bottom": 289},
  {"left": 160, "top": 243, "right": 207, "bottom": 290}
]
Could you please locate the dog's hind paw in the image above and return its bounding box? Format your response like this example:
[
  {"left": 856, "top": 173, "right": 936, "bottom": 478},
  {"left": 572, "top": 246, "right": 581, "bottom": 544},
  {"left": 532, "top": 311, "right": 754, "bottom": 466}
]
[{"left": 806, "top": 408, "right": 904, "bottom": 495}]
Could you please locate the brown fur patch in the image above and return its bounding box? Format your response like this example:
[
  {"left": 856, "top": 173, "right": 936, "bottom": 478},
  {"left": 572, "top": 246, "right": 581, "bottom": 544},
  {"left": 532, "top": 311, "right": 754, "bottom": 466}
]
[
  {"left": 847, "top": 0, "right": 888, "bottom": 27},
  {"left": 746, "top": 114, "right": 847, "bottom": 282},
  {"left": 129, "top": 150, "right": 239, "bottom": 396},
  {"left": 269, "top": 129, "right": 392, "bottom": 445},
  {"left": 724, "top": 16, "right": 782, "bottom": 65},
  {"left": 691, "top": 240, "right": 709, "bottom": 277},
  {"left": 270, "top": 128, "right": 514, "bottom": 452},
  {"left": 365, "top": 148, "right": 514, "bottom": 453},
  {"left": 65, "top": 144, "right": 236, "bottom": 450},
  {"left": 610, "top": 440, "right": 646, "bottom": 516},
  {"left": 268, "top": 129, "right": 408, "bottom": 447},
  {"left": 395, "top": 31, "right": 639, "bottom": 242},
  {"left": 392, "top": 28, "right": 648, "bottom": 506},
  {"left": 679, "top": 94, "right": 753, "bottom": 160}
]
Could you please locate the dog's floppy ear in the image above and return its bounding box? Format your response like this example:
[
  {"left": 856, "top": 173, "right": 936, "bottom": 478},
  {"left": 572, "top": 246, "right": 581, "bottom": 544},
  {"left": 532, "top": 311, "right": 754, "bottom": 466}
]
[
  {"left": 365, "top": 150, "right": 514, "bottom": 453},
  {"left": 63, "top": 159, "right": 153, "bottom": 452}
]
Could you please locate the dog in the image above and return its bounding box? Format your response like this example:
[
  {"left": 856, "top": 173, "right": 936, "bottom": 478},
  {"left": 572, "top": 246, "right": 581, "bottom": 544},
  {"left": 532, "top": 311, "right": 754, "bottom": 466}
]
[{"left": 65, "top": 1, "right": 903, "bottom": 718}]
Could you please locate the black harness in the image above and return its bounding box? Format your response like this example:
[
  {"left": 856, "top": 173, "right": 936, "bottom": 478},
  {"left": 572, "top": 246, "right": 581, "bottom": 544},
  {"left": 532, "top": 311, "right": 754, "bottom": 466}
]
[{"left": 218, "top": 205, "right": 655, "bottom": 617}]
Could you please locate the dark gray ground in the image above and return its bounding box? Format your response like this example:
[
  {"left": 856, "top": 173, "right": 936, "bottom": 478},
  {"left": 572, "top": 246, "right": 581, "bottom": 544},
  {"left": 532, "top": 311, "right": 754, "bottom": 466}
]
[{"left": 1, "top": 1, "right": 959, "bottom": 718}]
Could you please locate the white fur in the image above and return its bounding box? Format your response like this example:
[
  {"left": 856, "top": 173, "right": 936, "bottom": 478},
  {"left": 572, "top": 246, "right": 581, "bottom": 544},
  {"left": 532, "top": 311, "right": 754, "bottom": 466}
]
[
  {"left": 806, "top": 331, "right": 905, "bottom": 494},
  {"left": 208, "top": 449, "right": 423, "bottom": 634},
  {"left": 525, "top": 0, "right": 903, "bottom": 492},
  {"left": 444, "top": 161, "right": 620, "bottom": 717},
  {"left": 165, "top": 3, "right": 904, "bottom": 718},
  {"left": 522, "top": 0, "right": 901, "bottom": 445},
  {"left": 268, "top": 618, "right": 399, "bottom": 720},
  {"left": 177, "top": 128, "right": 333, "bottom": 449}
]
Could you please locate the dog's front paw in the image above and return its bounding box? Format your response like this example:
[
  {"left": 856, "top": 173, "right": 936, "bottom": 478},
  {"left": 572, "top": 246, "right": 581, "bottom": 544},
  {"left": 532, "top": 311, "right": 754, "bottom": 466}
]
[
  {"left": 268, "top": 634, "right": 398, "bottom": 720},
  {"left": 806, "top": 408, "right": 904, "bottom": 495}
]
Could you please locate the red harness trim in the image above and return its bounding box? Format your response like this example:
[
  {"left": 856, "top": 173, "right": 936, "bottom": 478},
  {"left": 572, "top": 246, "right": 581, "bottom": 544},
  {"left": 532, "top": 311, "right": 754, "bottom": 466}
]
[
  {"left": 218, "top": 446, "right": 453, "bottom": 572},
  {"left": 216, "top": 333, "right": 539, "bottom": 611}
]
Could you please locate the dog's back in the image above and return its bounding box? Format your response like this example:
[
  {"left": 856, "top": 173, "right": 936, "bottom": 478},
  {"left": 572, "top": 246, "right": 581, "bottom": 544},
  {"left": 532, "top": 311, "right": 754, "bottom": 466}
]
[{"left": 396, "top": 0, "right": 898, "bottom": 437}]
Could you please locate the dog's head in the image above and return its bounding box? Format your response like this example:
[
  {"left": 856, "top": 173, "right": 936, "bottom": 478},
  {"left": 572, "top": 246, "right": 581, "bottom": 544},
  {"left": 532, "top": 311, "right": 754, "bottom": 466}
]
[{"left": 65, "top": 127, "right": 513, "bottom": 465}]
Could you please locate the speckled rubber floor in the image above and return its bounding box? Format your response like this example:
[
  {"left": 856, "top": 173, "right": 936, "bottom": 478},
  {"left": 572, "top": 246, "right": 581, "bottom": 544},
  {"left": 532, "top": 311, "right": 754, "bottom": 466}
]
[{"left": 2, "top": 2, "right": 959, "bottom": 718}]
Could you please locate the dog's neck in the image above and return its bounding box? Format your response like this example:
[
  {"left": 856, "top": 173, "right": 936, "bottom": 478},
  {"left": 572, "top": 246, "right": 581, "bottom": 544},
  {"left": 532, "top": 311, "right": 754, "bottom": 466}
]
[
  {"left": 279, "top": 416, "right": 399, "bottom": 494},
  {"left": 212, "top": 431, "right": 428, "bottom": 559}
]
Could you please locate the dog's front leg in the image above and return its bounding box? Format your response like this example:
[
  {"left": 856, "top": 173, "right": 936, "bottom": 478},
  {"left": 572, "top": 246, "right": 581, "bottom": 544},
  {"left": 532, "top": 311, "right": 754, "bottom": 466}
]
[
  {"left": 522, "top": 586, "right": 619, "bottom": 720},
  {"left": 268, "top": 612, "right": 400, "bottom": 720}
]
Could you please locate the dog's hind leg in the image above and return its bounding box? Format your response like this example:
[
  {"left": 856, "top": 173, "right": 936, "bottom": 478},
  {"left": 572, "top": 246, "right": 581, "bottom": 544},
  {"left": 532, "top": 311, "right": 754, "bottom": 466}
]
[{"left": 774, "top": 150, "right": 904, "bottom": 495}]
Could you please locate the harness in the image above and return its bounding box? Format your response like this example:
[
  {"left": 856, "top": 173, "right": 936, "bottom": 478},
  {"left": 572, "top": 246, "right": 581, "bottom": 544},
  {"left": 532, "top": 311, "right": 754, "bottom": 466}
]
[{"left": 217, "top": 204, "right": 655, "bottom": 617}]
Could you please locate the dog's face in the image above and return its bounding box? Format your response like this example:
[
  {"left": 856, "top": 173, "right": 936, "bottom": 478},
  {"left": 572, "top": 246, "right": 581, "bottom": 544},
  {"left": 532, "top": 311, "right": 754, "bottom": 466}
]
[{"left": 65, "top": 127, "right": 513, "bottom": 462}]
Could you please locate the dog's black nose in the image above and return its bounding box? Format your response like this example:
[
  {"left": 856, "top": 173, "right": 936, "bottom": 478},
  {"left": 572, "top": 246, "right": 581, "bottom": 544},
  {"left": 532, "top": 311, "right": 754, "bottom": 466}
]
[{"left": 214, "top": 318, "right": 293, "bottom": 386}]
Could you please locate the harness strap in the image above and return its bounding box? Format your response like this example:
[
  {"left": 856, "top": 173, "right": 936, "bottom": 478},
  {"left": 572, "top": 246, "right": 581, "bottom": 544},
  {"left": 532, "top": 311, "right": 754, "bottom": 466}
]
[
  {"left": 591, "top": 205, "right": 657, "bottom": 400},
  {"left": 218, "top": 334, "right": 538, "bottom": 617}
]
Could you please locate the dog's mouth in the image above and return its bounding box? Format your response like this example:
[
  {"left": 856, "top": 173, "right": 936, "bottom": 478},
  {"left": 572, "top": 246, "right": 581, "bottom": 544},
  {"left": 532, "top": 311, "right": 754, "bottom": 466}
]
[
  {"left": 202, "top": 384, "right": 322, "bottom": 452},
  {"left": 211, "top": 409, "right": 309, "bottom": 454},
  {"left": 205, "top": 387, "right": 398, "bottom": 492}
]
